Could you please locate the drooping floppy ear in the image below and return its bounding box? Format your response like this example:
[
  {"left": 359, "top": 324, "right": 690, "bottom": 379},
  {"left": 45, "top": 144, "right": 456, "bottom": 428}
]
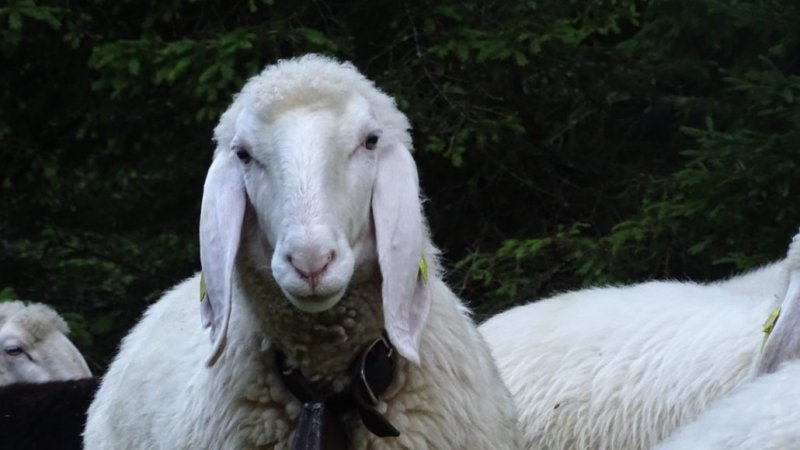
[
  {"left": 758, "top": 273, "right": 800, "bottom": 374},
  {"left": 758, "top": 232, "right": 800, "bottom": 374},
  {"left": 199, "top": 151, "right": 246, "bottom": 367},
  {"left": 372, "top": 143, "right": 432, "bottom": 365}
]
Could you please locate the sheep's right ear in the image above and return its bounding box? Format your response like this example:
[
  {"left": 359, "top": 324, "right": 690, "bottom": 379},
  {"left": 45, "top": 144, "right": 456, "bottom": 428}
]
[
  {"left": 199, "top": 151, "right": 245, "bottom": 367},
  {"left": 758, "top": 232, "right": 800, "bottom": 374}
]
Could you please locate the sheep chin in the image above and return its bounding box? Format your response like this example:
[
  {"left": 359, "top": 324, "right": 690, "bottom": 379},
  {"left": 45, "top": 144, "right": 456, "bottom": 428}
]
[{"left": 283, "top": 288, "right": 346, "bottom": 313}]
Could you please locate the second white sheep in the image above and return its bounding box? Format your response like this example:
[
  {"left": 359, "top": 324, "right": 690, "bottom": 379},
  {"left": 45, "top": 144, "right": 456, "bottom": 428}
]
[
  {"left": 654, "top": 233, "right": 800, "bottom": 450},
  {"left": 480, "top": 232, "right": 800, "bottom": 449},
  {"left": 1, "top": 301, "right": 91, "bottom": 385}
]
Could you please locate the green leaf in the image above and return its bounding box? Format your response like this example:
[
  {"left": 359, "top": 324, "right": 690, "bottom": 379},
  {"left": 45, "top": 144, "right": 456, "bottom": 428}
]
[
  {"left": 128, "top": 59, "right": 140, "bottom": 75},
  {"left": 295, "top": 27, "right": 335, "bottom": 49},
  {"left": 8, "top": 12, "right": 21, "bottom": 30},
  {"left": 0, "top": 287, "right": 18, "bottom": 301}
]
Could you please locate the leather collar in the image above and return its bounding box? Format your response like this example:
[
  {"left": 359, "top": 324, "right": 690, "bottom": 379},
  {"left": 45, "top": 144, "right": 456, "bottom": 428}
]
[{"left": 276, "top": 333, "right": 400, "bottom": 450}]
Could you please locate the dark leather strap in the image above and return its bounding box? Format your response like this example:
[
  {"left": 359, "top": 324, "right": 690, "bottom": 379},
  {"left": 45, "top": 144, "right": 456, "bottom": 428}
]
[
  {"left": 292, "top": 403, "right": 348, "bottom": 450},
  {"left": 351, "top": 336, "right": 399, "bottom": 438},
  {"left": 276, "top": 333, "right": 400, "bottom": 450}
]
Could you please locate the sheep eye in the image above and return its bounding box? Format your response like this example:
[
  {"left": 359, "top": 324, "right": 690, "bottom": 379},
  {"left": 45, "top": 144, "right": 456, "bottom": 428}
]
[
  {"left": 4, "top": 345, "right": 23, "bottom": 357},
  {"left": 365, "top": 133, "right": 380, "bottom": 150},
  {"left": 234, "top": 147, "right": 252, "bottom": 163}
]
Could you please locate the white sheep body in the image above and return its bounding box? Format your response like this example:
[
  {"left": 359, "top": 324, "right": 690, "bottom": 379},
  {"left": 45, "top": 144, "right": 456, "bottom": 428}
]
[
  {"left": 84, "top": 55, "right": 519, "bottom": 449},
  {"left": 479, "top": 260, "right": 790, "bottom": 450},
  {"left": 655, "top": 358, "right": 800, "bottom": 450},
  {"left": 85, "top": 273, "right": 518, "bottom": 449},
  {"left": 653, "top": 233, "right": 800, "bottom": 449}
]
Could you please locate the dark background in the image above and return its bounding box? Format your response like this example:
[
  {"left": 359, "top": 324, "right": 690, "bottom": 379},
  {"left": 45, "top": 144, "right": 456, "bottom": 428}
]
[{"left": 1, "top": 0, "right": 798, "bottom": 373}]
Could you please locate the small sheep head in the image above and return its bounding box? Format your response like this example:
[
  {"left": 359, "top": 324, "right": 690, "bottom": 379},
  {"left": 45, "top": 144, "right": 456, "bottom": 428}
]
[
  {"left": 0, "top": 302, "right": 92, "bottom": 385},
  {"left": 200, "top": 55, "right": 431, "bottom": 367}
]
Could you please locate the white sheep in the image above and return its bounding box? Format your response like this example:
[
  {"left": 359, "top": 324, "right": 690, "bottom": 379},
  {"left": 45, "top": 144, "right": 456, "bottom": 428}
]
[
  {"left": 654, "top": 234, "right": 800, "bottom": 450},
  {"left": 653, "top": 358, "right": 800, "bottom": 450},
  {"left": 479, "top": 233, "right": 800, "bottom": 450},
  {"left": 0, "top": 301, "right": 91, "bottom": 385},
  {"left": 83, "top": 54, "right": 520, "bottom": 449}
]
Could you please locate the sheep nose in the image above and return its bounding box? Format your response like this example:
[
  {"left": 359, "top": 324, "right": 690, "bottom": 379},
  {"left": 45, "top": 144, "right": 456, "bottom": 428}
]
[{"left": 287, "top": 249, "right": 336, "bottom": 289}]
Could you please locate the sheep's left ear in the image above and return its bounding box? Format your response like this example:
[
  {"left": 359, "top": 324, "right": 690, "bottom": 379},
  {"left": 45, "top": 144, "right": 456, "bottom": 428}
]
[
  {"left": 758, "top": 233, "right": 800, "bottom": 374},
  {"left": 199, "top": 151, "right": 246, "bottom": 367},
  {"left": 372, "top": 143, "right": 432, "bottom": 365},
  {"left": 758, "top": 274, "right": 800, "bottom": 374}
]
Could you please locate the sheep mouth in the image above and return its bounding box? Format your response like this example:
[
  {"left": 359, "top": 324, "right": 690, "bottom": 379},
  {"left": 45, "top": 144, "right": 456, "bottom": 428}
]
[{"left": 283, "top": 288, "right": 347, "bottom": 313}]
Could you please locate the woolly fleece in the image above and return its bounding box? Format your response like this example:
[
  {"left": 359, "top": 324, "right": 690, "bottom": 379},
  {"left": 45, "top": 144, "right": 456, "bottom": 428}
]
[
  {"left": 480, "top": 260, "right": 790, "bottom": 450},
  {"left": 656, "top": 359, "right": 800, "bottom": 450}
]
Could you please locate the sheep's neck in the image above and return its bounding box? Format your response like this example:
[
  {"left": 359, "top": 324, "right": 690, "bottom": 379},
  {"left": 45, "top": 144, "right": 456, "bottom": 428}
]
[{"left": 238, "top": 259, "right": 385, "bottom": 391}]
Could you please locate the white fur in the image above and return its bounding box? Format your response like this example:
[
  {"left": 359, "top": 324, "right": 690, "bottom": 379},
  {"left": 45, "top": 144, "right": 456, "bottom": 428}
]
[
  {"left": 84, "top": 55, "right": 520, "bottom": 449},
  {"left": 479, "top": 259, "right": 793, "bottom": 450},
  {"left": 0, "top": 301, "right": 91, "bottom": 385},
  {"left": 654, "top": 235, "right": 800, "bottom": 449},
  {"left": 655, "top": 359, "right": 800, "bottom": 450}
]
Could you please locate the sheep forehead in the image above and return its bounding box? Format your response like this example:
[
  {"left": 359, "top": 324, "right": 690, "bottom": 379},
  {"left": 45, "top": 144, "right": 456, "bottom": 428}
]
[
  {"left": 235, "top": 93, "right": 376, "bottom": 175},
  {"left": 242, "top": 103, "right": 376, "bottom": 233},
  {"left": 213, "top": 54, "right": 412, "bottom": 155},
  {"left": 3, "top": 304, "right": 69, "bottom": 344},
  {"left": 0, "top": 321, "right": 30, "bottom": 345}
]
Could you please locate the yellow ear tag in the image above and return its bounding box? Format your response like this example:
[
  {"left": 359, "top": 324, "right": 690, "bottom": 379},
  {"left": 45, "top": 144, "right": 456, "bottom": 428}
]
[
  {"left": 200, "top": 273, "right": 207, "bottom": 302},
  {"left": 419, "top": 255, "right": 429, "bottom": 283},
  {"left": 761, "top": 305, "right": 781, "bottom": 352}
]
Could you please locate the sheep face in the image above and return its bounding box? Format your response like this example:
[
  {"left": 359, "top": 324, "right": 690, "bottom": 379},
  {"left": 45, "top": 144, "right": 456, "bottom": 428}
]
[
  {"left": 0, "top": 318, "right": 91, "bottom": 385},
  {"left": 200, "top": 55, "right": 432, "bottom": 367},
  {"left": 233, "top": 94, "right": 380, "bottom": 313}
]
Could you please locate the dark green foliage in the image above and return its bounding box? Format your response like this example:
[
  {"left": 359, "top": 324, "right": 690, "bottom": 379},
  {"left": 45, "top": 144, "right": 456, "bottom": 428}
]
[{"left": 1, "top": 0, "right": 798, "bottom": 369}]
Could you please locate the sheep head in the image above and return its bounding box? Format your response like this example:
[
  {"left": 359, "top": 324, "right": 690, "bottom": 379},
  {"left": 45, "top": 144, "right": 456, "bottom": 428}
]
[
  {"left": 0, "top": 302, "right": 91, "bottom": 385},
  {"left": 200, "top": 55, "right": 431, "bottom": 367}
]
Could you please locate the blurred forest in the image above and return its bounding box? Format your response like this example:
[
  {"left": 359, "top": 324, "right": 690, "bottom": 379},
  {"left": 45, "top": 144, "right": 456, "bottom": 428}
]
[{"left": 1, "top": 0, "right": 798, "bottom": 372}]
